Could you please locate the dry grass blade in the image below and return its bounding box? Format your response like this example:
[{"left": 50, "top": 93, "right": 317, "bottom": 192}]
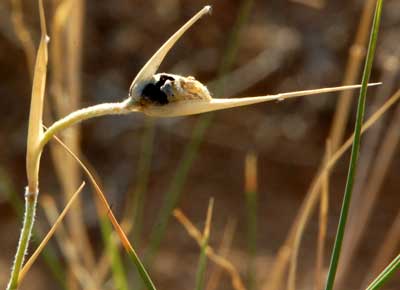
[
  {"left": 329, "top": 0, "right": 377, "bottom": 151},
  {"left": 206, "top": 220, "right": 237, "bottom": 290},
  {"left": 204, "top": 199, "right": 214, "bottom": 238},
  {"left": 26, "top": 0, "right": 48, "bottom": 193},
  {"left": 40, "top": 194, "right": 101, "bottom": 290},
  {"left": 173, "top": 209, "right": 247, "bottom": 290},
  {"left": 261, "top": 89, "right": 400, "bottom": 290},
  {"left": 50, "top": 0, "right": 73, "bottom": 114},
  {"left": 314, "top": 141, "right": 331, "bottom": 290},
  {"left": 287, "top": 141, "right": 331, "bottom": 290},
  {"left": 18, "top": 182, "right": 85, "bottom": 283},
  {"left": 325, "top": 89, "right": 400, "bottom": 179},
  {"left": 195, "top": 199, "right": 214, "bottom": 290},
  {"left": 129, "top": 5, "right": 212, "bottom": 95},
  {"left": 50, "top": 0, "right": 96, "bottom": 275},
  {"left": 47, "top": 132, "right": 157, "bottom": 290}
]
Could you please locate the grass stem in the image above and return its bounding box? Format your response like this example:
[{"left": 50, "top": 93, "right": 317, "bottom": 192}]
[
  {"left": 324, "top": 1, "right": 383, "bottom": 290},
  {"left": 365, "top": 254, "right": 400, "bottom": 290},
  {"left": 6, "top": 188, "right": 38, "bottom": 290}
]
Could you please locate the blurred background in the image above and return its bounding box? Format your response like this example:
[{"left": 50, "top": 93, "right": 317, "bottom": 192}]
[{"left": 0, "top": 0, "right": 399, "bottom": 289}]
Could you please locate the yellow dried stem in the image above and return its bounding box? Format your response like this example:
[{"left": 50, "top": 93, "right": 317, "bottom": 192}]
[
  {"left": 18, "top": 182, "right": 85, "bottom": 283},
  {"left": 206, "top": 220, "right": 237, "bottom": 290},
  {"left": 204, "top": 198, "right": 214, "bottom": 239},
  {"left": 329, "top": 0, "right": 376, "bottom": 151},
  {"left": 287, "top": 141, "right": 331, "bottom": 290},
  {"left": 26, "top": 0, "right": 48, "bottom": 194},
  {"left": 40, "top": 194, "right": 102, "bottom": 290},
  {"left": 173, "top": 209, "right": 247, "bottom": 290},
  {"left": 314, "top": 141, "right": 331, "bottom": 290}
]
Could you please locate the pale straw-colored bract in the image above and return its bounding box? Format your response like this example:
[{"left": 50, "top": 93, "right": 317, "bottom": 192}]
[
  {"left": 125, "top": 5, "right": 380, "bottom": 117},
  {"left": 39, "top": 4, "right": 381, "bottom": 152}
]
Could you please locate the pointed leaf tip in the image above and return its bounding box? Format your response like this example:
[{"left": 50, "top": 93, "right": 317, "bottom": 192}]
[
  {"left": 129, "top": 5, "right": 213, "bottom": 98},
  {"left": 204, "top": 5, "right": 212, "bottom": 14}
]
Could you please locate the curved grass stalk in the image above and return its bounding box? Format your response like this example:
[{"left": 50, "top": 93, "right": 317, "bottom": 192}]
[
  {"left": 50, "top": 134, "right": 157, "bottom": 290},
  {"left": 6, "top": 1, "right": 47, "bottom": 289},
  {"left": 324, "top": 1, "right": 383, "bottom": 290}
]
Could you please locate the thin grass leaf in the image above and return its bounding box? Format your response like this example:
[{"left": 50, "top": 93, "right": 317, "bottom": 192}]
[
  {"left": 365, "top": 254, "right": 400, "bottom": 290},
  {"left": 49, "top": 133, "right": 157, "bottom": 290},
  {"left": 173, "top": 209, "right": 247, "bottom": 290},
  {"left": 195, "top": 199, "right": 214, "bottom": 290},
  {"left": 329, "top": 0, "right": 377, "bottom": 151},
  {"left": 206, "top": 220, "right": 237, "bottom": 290},
  {"left": 314, "top": 141, "right": 331, "bottom": 290},
  {"left": 40, "top": 195, "right": 100, "bottom": 289},
  {"left": 324, "top": 1, "right": 383, "bottom": 290},
  {"left": 99, "top": 216, "right": 129, "bottom": 290},
  {"left": 18, "top": 182, "right": 85, "bottom": 283}
]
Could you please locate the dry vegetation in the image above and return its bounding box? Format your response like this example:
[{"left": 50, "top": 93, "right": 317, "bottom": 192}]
[{"left": 0, "top": 0, "right": 399, "bottom": 290}]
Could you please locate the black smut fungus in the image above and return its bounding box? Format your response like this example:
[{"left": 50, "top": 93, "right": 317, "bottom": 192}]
[{"left": 141, "top": 75, "right": 175, "bottom": 105}]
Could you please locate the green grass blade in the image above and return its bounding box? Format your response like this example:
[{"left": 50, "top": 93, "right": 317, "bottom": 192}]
[
  {"left": 146, "top": 0, "right": 254, "bottom": 263},
  {"left": 324, "top": 1, "right": 384, "bottom": 290},
  {"left": 99, "top": 216, "right": 129, "bottom": 290},
  {"left": 195, "top": 199, "right": 214, "bottom": 290},
  {"left": 365, "top": 254, "right": 400, "bottom": 290},
  {"left": 195, "top": 236, "right": 210, "bottom": 290}
]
